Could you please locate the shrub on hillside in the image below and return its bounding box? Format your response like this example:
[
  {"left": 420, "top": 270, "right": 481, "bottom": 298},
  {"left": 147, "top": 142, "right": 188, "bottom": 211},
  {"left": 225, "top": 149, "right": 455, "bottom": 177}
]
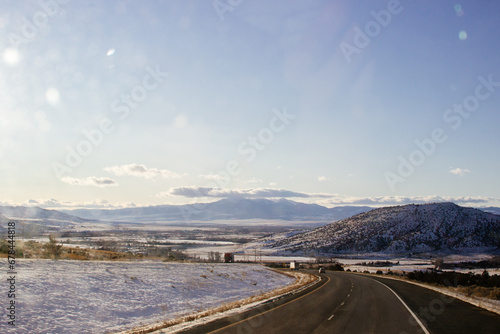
[
  {"left": 407, "top": 270, "right": 500, "bottom": 288},
  {"left": 43, "top": 235, "right": 62, "bottom": 259},
  {"left": 325, "top": 263, "right": 344, "bottom": 271}
]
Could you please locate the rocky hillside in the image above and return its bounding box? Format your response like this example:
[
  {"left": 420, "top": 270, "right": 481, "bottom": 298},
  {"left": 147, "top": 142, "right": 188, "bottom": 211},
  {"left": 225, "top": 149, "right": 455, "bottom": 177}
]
[{"left": 269, "top": 203, "right": 500, "bottom": 254}]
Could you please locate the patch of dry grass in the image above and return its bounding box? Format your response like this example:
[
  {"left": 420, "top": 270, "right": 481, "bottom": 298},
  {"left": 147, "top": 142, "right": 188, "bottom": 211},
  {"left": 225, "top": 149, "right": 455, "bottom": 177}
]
[
  {"left": 5, "top": 240, "right": 143, "bottom": 261},
  {"left": 454, "top": 285, "right": 500, "bottom": 300}
]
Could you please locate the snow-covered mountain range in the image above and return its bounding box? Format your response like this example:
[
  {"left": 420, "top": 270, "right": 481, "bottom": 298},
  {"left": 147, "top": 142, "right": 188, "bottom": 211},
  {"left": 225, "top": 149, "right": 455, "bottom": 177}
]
[
  {"left": 0, "top": 206, "right": 93, "bottom": 227},
  {"left": 61, "top": 198, "right": 372, "bottom": 222},
  {"left": 480, "top": 206, "right": 500, "bottom": 216},
  {"left": 269, "top": 202, "right": 500, "bottom": 255}
]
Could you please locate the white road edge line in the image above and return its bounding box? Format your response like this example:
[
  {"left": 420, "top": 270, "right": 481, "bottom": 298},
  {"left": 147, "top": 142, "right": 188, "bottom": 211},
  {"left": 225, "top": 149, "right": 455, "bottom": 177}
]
[
  {"left": 374, "top": 280, "right": 430, "bottom": 334},
  {"left": 328, "top": 314, "right": 334, "bottom": 321}
]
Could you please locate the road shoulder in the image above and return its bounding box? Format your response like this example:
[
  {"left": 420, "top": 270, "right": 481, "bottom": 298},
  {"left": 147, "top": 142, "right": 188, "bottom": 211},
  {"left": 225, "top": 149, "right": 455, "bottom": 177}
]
[{"left": 359, "top": 272, "right": 500, "bottom": 315}]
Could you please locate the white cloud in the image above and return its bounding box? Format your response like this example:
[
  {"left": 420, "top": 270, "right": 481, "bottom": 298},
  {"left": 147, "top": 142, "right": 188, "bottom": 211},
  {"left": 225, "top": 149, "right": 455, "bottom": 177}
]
[
  {"left": 0, "top": 199, "right": 16, "bottom": 206},
  {"left": 243, "top": 177, "right": 263, "bottom": 184},
  {"left": 317, "top": 176, "right": 330, "bottom": 182},
  {"left": 104, "top": 164, "right": 185, "bottom": 179},
  {"left": 24, "top": 198, "right": 136, "bottom": 210},
  {"left": 61, "top": 176, "right": 118, "bottom": 188},
  {"left": 450, "top": 168, "right": 471, "bottom": 177},
  {"left": 198, "top": 174, "right": 226, "bottom": 181}
]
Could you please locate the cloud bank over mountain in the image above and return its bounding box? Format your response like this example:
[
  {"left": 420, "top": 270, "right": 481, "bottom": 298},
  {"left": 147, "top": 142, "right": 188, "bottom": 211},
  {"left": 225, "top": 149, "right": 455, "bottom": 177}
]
[
  {"left": 0, "top": 189, "right": 496, "bottom": 210},
  {"left": 161, "top": 187, "right": 331, "bottom": 199}
]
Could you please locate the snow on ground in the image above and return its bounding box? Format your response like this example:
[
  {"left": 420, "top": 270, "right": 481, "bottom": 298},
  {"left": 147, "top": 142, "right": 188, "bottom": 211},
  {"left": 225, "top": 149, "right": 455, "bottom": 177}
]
[
  {"left": 151, "top": 270, "right": 318, "bottom": 334},
  {"left": 3, "top": 259, "right": 294, "bottom": 334},
  {"left": 338, "top": 256, "right": 500, "bottom": 275},
  {"left": 337, "top": 257, "right": 431, "bottom": 273}
]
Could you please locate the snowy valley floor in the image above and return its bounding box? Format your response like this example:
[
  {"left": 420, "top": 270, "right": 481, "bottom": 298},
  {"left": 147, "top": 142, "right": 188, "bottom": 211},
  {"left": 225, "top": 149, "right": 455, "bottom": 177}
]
[{"left": 2, "top": 260, "right": 296, "bottom": 334}]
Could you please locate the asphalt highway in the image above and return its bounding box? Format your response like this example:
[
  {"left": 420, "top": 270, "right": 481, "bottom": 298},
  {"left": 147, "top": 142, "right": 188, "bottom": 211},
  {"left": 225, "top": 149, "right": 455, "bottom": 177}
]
[{"left": 180, "top": 271, "right": 500, "bottom": 334}]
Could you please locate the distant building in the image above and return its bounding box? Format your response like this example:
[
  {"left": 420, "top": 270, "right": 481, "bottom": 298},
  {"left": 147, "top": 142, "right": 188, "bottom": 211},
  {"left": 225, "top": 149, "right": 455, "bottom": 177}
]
[{"left": 224, "top": 253, "right": 234, "bottom": 263}]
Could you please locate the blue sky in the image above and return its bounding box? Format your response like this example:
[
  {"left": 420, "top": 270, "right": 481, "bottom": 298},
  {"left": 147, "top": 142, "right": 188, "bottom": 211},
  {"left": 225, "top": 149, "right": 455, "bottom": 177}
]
[{"left": 0, "top": 0, "right": 499, "bottom": 209}]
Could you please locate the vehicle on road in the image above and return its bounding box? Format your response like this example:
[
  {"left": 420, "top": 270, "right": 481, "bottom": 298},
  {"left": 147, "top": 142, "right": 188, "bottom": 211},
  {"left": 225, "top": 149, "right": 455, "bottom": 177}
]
[
  {"left": 224, "top": 253, "right": 234, "bottom": 263},
  {"left": 319, "top": 267, "right": 326, "bottom": 273}
]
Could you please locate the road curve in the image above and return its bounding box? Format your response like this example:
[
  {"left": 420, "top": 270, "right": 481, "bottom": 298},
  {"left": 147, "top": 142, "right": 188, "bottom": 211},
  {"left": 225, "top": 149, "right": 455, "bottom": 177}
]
[
  {"left": 370, "top": 274, "right": 500, "bottom": 333},
  {"left": 179, "top": 271, "right": 500, "bottom": 334}
]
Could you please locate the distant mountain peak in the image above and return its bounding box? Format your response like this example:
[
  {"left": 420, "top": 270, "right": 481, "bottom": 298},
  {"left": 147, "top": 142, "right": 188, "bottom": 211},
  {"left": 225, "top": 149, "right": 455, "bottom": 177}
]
[{"left": 61, "top": 198, "right": 372, "bottom": 222}]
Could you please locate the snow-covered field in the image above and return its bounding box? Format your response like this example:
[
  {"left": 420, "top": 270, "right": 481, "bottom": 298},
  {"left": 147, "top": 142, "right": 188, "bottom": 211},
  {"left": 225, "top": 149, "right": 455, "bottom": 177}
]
[
  {"left": 338, "top": 256, "right": 500, "bottom": 275},
  {"left": 3, "top": 260, "right": 294, "bottom": 334}
]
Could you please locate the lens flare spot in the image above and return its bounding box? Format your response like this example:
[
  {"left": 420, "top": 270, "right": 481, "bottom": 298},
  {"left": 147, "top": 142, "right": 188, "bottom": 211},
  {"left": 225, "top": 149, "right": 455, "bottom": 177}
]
[
  {"left": 174, "top": 114, "right": 188, "bottom": 128},
  {"left": 454, "top": 4, "right": 464, "bottom": 16},
  {"left": 3, "top": 48, "right": 20, "bottom": 66},
  {"left": 106, "top": 49, "right": 116, "bottom": 56},
  {"left": 46, "top": 87, "right": 60, "bottom": 105},
  {"left": 458, "top": 30, "right": 467, "bottom": 40}
]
